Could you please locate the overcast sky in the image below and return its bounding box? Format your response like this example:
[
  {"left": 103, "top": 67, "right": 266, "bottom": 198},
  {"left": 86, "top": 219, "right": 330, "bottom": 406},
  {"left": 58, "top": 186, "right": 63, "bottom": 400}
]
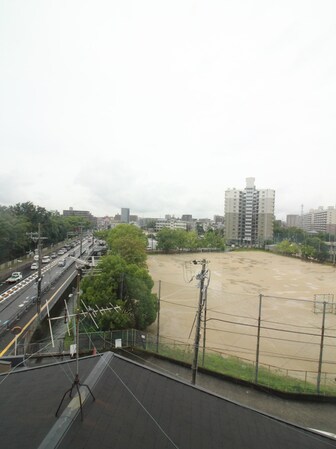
[{"left": 0, "top": 1, "right": 335, "bottom": 220}]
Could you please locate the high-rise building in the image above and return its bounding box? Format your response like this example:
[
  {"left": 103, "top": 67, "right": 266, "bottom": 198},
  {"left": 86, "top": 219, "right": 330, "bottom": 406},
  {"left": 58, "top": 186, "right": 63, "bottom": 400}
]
[
  {"left": 286, "top": 215, "right": 301, "bottom": 228},
  {"left": 121, "top": 208, "right": 130, "bottom": 223},
  {"left": 224, "top": 178, "right": 275, "bottom": 245},
  {"left": 301, "top": 206, "right": 336, "bottom": 235}
]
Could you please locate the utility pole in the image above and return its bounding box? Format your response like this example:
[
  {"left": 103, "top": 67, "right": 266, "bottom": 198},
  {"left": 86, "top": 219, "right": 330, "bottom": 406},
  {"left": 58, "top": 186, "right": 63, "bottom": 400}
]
[
  {"left": 79, "top": 226, "right": 84, "bottom": 256},
  {"left": 201, "top": 284, "right": 208, "bottom": 366},
  {"left": 27, "top": 223, "right": 47, "bottom": 316},
  {"left": 191, "top": 259, "right": 209, "bottom": 385}
]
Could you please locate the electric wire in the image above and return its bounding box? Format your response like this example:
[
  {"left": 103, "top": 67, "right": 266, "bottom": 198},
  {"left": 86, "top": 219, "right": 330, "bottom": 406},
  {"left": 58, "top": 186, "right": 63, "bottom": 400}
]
[
  {"left": 80, "top": 323, "right": 180, "bottom": 449},
  {"left": 205, "top": 326, "right": 336, "bottom": 347},
  {"left": 160, "top": 290, "right": 332, "bottom": 332},
  {"left": 0, "top": 339, "right": 63, "bottom": 386},
  {"left": 204, "top": 317, "right": 336, "bottom": 339}
]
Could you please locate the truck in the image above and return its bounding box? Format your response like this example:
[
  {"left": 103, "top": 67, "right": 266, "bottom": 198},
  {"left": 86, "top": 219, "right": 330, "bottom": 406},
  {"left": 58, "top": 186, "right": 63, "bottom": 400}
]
[{"left": 6, "top": 272, "right": 23, "bottom": 283}]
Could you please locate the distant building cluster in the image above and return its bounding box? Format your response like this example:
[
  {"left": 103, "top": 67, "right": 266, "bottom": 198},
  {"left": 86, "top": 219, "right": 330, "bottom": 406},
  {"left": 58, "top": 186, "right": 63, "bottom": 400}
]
[
  {"left": 68, "top": 181, "right": 336, "bottom": 241},
  {"left": 95, "top": 210, "right": 224, "bottom": 234},
  {"left": 96, "top": 208, "right": 138, "bottom": 230},
  {"left": 224, "top": 177, "right": 275, "bottom": 246},
  {"left": 286, "top": 207, "right": 336, "bottom": 235}
]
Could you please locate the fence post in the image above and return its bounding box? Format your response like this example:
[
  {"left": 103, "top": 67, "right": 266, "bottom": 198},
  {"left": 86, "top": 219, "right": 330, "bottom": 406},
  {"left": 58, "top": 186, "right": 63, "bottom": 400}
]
[
  {"left": 255, "top": 294, "right": 263, "bottom": 384},
  {"left": 317, "top": 302, "right": 326, "bottom": 394},
  {"left": 156, "top": 280, "right": 161, "bottom": 353},
  {"left": 304, "top": 371, "right": 307, "bottom": 392}
]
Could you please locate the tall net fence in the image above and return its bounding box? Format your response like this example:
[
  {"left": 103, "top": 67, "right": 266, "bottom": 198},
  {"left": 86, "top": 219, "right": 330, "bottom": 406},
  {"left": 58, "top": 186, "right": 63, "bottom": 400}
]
[
  {"left": 18, "top": 324, "right": 336, "bottom": 395},
  {"left": 313, "top": 294, "right": 335, "bottom": 314},
  {"left": 149, "top": 278, "right": 336, "bottom": 395}
]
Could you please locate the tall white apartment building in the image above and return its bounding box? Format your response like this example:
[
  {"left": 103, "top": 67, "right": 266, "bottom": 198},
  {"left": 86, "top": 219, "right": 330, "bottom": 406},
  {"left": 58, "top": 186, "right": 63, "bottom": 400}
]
[{"left": 224, "top": 178, "right": 275, "bottom": 245}]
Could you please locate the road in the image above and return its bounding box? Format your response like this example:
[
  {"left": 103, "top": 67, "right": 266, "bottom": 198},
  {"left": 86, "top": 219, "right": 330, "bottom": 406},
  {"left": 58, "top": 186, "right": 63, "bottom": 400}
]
[{"left": 0, "top": 239, "right": 94, "bottom": 345}]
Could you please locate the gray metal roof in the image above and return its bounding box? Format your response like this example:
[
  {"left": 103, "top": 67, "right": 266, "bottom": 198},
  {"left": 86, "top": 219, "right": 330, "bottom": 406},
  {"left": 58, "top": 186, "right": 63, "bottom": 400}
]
[{"left": 0, "top": 353, "right": 334, "bottom": 449}]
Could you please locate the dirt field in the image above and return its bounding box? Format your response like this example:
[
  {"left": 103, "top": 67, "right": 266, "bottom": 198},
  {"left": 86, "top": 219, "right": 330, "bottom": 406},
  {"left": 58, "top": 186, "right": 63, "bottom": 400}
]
[{"left": 147, "top": 251, "right": 336, "bottom": 382}]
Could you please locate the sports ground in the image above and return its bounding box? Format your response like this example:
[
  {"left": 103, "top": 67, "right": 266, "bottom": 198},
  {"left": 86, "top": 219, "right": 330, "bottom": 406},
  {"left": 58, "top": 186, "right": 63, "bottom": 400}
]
[{"left": 147, "top": 251, "right": 336, "bottom": 384}]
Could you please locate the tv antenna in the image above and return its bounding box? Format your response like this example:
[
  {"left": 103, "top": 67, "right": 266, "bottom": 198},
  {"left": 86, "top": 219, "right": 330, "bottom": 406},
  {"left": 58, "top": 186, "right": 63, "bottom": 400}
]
[
  {"left": 53, "top": 307, "right": 96, "bottom": 421},
  {"left": 48, "top": 296, "right": 122, "bottom": 420}
]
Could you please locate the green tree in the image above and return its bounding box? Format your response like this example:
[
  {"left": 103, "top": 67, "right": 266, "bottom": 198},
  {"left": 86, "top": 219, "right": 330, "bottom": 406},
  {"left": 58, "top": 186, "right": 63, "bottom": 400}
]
[
  {"left": 156, "top": 228, "right": 179, "bottom": 252},
  {"left": 196, "top": 222, "right": 205, "bottom": 236},
  {"left": 0, "top": 201, "right": 94, "bottom": 264},
  {"left": 106, "top": 224, "right": 147, "bottom": 266},
  {"left": 80, "top": 254, "right": 157, "bottom": 330},
  {"left": 63, "top": 216, "right": 92, "bottom": 232},
  {"left": 202, "top": 229, "right": 225, "bottom": 249},
  {"left": 185, "top": 231, "right": 199, "bottom": 250},
  {"left": 300, "top": 244, "right": 316, "bottom": 260},
  {"left": 10, "top": 201, "right": 50, "bottom": 230},
  {"left": 276, "top": 240, "right": 299, "bottom": 256},
  {"left": 174, "top": 229, "right": 188, "bottom": 250},
  {"left": 304, "top": 237, "right": 329, "bottom": 262},
  {"left": 0, "top": 206, "right": 30, "bottom": 263}
]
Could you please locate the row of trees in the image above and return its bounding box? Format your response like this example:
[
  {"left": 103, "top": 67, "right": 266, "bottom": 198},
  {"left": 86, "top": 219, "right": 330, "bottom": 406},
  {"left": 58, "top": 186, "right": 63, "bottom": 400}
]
[
  {"left": 81, "top": 225, "right": 157, "bottom": 330},
  {"left": 155, "top": 228, "right": 225, "bottom": 253},
  {"left": 274, "top": 222, "right": 332, "bottom": 262},
  {"left": 0, "top": 202, "right": 92, "bottom": 264},
  {"left": 276, "top": 237, "right": 330, "bottom": 262}
]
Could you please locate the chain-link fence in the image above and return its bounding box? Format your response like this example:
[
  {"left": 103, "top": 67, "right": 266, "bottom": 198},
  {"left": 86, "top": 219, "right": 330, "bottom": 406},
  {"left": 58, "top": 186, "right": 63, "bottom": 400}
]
[{"left": 19, "top": 328, "right": 336, "bottom": 396}]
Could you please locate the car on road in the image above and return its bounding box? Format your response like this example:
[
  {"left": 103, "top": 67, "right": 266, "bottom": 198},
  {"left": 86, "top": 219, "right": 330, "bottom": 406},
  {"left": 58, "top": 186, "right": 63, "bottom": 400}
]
[
  {"left": 57, "top": 249, "right": 65, "bottom": 256},
  {"left": 31, "top": 262, "right": 39, "bottom": 270},
  {"left": 58, "top": 259, "right": 66, "bottom": 267},
  {"left": 42, "top": 256, "right": 51, "bottom": 264},
  {"left": 6, "top": 272, "right": 23, "bottom": 283},
  {"left": 34, "top": 254, "right": 39, "bottom": 261},
  {"left": 50, "top": 252, "right": 57, "bottom": 259}
]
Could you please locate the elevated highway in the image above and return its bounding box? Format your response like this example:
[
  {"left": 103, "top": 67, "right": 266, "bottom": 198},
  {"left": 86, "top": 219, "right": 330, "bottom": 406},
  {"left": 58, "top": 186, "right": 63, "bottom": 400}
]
[{"left": 0, "top": 240, "right": 95, "bottom": 356}]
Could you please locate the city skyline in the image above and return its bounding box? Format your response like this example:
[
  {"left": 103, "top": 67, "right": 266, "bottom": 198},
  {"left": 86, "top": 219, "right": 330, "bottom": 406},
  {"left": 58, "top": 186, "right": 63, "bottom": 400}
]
[
  {"left": 1, "top": 1, "right": 335, "bottom": 220},
  {"left": 2, "top": 186, "right": 336, "bottom": 223}
]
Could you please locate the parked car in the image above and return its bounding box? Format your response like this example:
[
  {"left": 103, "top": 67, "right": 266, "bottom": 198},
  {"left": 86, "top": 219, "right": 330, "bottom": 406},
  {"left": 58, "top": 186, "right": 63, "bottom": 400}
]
[
  {"left": 50, "top": 252, "right": 57, "bottom": 259},
  {"left": 34, "top": 254, "right": 39, "bottom": 261},
  {"left": 42, "top": 256, "right": 51, "bottom": 264},
  {"left": 57, "top": 249, "right": 65, "bottom": 256},
  {"left": 6, "top": 272, "right": 23, "bottom": 283},
  {"left": 31, "top": 262, "right": 39, "bottom": 270}
]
